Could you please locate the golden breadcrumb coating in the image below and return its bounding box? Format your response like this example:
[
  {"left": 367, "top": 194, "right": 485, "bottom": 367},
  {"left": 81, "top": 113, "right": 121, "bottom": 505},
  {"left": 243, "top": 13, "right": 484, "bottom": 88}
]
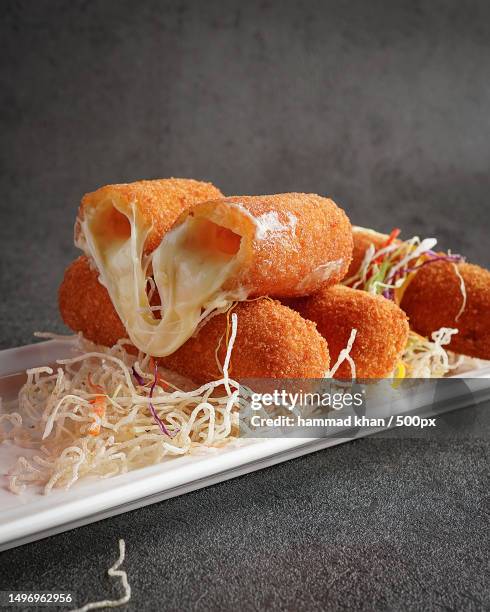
[
  {"left": 176, "top": 193, "right": 353, "bottom": 297},
  {"left": 401, "top": 261, "right": 490, "bottom": 359},
  {"left": 289, "top": 285, "right": 409, "bottom": 378},
  {"left": 59, "top": 256, "right": 330, "bottom": 382},
  {"left": 161, "top": 298, "right": 329, "bottom": 383},
  {"left": 347, "top": 228, "right": 389, "bottom": 277},
  {"left": 77, "top": 178, "right": 223, "bottom": 254},
  {"left": 59, "top": 256, "right": 127, "bottom": 347}
]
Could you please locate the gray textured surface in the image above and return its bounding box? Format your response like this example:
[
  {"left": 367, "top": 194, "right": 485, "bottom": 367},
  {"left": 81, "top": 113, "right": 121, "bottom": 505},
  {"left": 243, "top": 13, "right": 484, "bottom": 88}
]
[
  {"left": 1, "top": 0, "right": 490, "bottom": 351},
  {"left": 0, "top": 428, "right": 489, "bottom": 611},
  {"left": 0, "top": 1, "right": 489, "bottom": 610}
]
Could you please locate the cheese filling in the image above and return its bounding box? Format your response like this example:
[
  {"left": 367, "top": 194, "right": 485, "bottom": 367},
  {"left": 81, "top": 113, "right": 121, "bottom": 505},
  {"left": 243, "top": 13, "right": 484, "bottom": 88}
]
[{"left": 81, "top": 202, "right": 245, "bottom": 356}]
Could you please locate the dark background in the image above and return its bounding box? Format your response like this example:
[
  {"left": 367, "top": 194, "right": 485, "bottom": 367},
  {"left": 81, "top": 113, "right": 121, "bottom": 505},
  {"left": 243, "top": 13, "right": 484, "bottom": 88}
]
[{"left": 0, "top": 1, "right": 489, "bottom": 610}]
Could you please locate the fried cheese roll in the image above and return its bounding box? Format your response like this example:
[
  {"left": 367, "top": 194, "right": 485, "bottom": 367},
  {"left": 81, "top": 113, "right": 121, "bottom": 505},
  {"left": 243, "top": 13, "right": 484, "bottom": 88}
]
[
  {"left": 347, "top": 226, "right": 490, "bottom": 359},
  {"left": 59, "top": 256, "right": 330, "bottom": 383},
  {"left": 167, "top": 193, "right": 353, "bottom": 298},
  {"left": 401, "top": 261, "right": 490, "bottom": 359},
  {"left": 73, "top": 177, "right": 224, "bottom": 358},
  {"left": 59, "top": 256, "right": 127, "bottom": 348},
  {"left": 76, "top": 191, "right": 352, "bottom": 358},
  {"left": 290, "top": 285, "right": 409, "bottom": 379},
  {"left": 160, "top": 299, "right": 330, "bottom": 383},
  {"left": 134, "top": 193, "right": 352, "bottom": 356},
  {"left": 75, "top": 177, "right": 223, "bottom": 255}
]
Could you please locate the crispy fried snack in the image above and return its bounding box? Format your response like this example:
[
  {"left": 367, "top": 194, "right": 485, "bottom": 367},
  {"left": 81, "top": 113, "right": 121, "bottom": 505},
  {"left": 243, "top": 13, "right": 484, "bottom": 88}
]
[
  {"left": 144, "top": 192, "right": 352, "bottom": 356},
  {"left": 73, "top": 178, "right": 224, "bottom": 357},
  {"left": 166, "top": 193, "right": 353, "bottom": 298},
  {"left": 76, "top": 190, "right": 353, "bottom": 357},
  {"left": 76, "top": 177, "right": 223, "bottom": 255},
  {"left": 289, "top": 285, "right": 409, "bottom": 378},
  {"left": 59, "top": 256, "right": 330, "bottom": 382},
  {"left": 401, "top": 261, "right": 490, "bottom": 359},
  {"left": 59, "top": 256, "right": 127, "bottom": 348},
  {"left": 348, "top": 226, "right": 490, "bottom": 359},
  {"left": 161, "top": 298, "right": 330, "bottom": 383}
]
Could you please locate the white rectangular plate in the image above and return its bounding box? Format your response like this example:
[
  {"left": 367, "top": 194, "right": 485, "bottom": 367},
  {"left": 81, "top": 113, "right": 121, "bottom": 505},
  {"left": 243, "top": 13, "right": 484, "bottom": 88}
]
[{"left": 1, "top": 339, "right": 490, "bottom": 552}]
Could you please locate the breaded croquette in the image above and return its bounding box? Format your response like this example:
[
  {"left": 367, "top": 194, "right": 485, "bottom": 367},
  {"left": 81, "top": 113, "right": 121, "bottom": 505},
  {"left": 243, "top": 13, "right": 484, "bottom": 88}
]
[
  {"left": 77, "top": 191, "right": 353, "bottom": 357},
  {"left": 59, "top": 256, "right": 330, "bottom": 382},
  {"left": 59, "top": 256, "right": 127, "bottom": 348},
  {"left": 160, "top": 299, "right": 330, "bottom": 383},
  {"left": 401, "top": 261, "right": 490, "bottom": 359},
  {"left": 74, "top": 178, "right": 224, "bottom": 357},
  {"left": 289, "top": 285, "right": 409, "bottom": 378},
  {"left": 76, "top": 177, "right": 223, "bottom": 255},
  {"left": 166, "top": 193, "right": 354, "bottom": 298},
  {"left": 347, "top": 225, "right": 490, "bottom": 360}
]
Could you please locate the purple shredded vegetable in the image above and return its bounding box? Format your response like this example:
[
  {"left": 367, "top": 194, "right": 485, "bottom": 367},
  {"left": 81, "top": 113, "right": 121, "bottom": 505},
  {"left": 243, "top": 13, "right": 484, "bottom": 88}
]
[
  {"left": 132, "top": 363, "right": 176, "bottom": 437},
  {"left": 148, "top": 361, "right": 175, "bottom": 437},
  {"left": 131, "top": 366, "right": 145, "bottom": 387},
  {"left": 426, "top": 250, "right": 464, "bottom": 262}
]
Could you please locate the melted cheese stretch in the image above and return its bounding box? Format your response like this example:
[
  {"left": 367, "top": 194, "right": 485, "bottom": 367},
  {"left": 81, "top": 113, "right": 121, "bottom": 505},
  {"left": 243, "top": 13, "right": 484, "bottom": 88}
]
[{"left": 81, "top": 202, "right": 245, "bottom": 356}]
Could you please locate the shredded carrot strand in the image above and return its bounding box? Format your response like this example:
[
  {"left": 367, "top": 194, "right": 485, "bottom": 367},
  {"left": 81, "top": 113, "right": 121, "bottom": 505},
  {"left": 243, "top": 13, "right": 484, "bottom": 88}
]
[
  {"left": 373, "top": 228, "right": 401, "bottom": 264},
  {"left": 86, "top": 374, "right": 107, "bottom": 435},
  {"left": 90, "top": 395, "right": 106, "bottom": 416},
  {"left": 87, "top": 372, "right": 105, "bottom": 395},
  {"left": 87, "top": 422, "right": 101, "bottom": 436}
]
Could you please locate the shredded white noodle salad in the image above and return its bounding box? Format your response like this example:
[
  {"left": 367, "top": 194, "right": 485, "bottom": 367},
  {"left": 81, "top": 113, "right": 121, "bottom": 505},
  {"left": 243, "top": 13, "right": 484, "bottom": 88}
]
[
  {"left": 1, "top": 315, "right": 241, "bottom": 495},
  {"left": 399, "top": 327, "right": 465, "bottom": 378}
]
